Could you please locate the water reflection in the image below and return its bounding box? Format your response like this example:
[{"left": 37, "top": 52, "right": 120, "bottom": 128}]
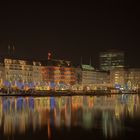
[{"left": 0, "top": 95, "right": 140, "bottom": 139}]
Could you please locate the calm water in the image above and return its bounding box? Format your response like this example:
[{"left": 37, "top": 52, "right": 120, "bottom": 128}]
[{"left": 0, "top": 95, "right": 140, "bottom": 140}]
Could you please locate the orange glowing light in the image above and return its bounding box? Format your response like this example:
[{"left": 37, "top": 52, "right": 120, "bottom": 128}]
[{"left": 48, "top": 120, "right": 51, "bottom": 140}]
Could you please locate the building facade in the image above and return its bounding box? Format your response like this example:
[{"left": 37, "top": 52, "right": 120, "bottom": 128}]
[
  {"left": 110, "top": 68, "right": 127, "bottom": 88},
  {"left": 42, "top": 59, "right": 76, "bottom": 87},
  {"left": 127, "top": 69, "right": 140, "bottom": 90},
  {"left": 4, "top": 58, "right": 33, "bottom": 83},
  {"left": 32, "top": 61, "right": 43, "bottom": 83},
  {"left": 93, "top": 70, "right": 110, "bottom": 84},
  {"left": 110, "top": 68, "right": 140, "bottom": 90},
  {"left": 100, "top": 50, "right": 124, "bottom": 71},
  {"left": 81, "top": 64, "right": 95, "bottom": 85},
  {"left": 0, "top": 63, "right": 4, "bottom": 86},
  {"left": 1, "top": 58, "right": 44, "bottom": 88},
  {"left": 75, "top": 67, "right": 82, "bottom": 84},
  {"left": 73, "top": 66, "right": 111, "bottom": 90},
  {"left": 0, "top": 58, "right": 77, "bottom": 88}
]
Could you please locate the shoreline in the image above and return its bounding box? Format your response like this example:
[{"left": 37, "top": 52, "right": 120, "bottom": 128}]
[{"left": 0, "top": 91, "right": 139, "bottom": 97}]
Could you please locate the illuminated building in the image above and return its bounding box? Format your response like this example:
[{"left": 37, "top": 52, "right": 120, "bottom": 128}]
[
  {"left": 0, "top": 57, "right": 76, "bottom": 88},
  {"left": 32, "top": 61, "right": 43, "bottom": 83},
  {"left": 100, "top": 50, "right": 124, "bottom": 71},
  {"left": 41, "top": 66, "right": 48, "bottom": 83},
  {"left": 43, "top": 59, "right": 76, "bottom": 86},
  {"left": 110, "top": 68, "right": 140, "bottom": 90},
  {"left": 75, "top": 67, "right": 82, "bottom": 84},
  {"left": 4, "top": 58, "right": 33, "bottom": 83},
  {"left": 127, "top": 68, "right": 140, "bottom": 90},
  {"left": 93, "top": 70, "right": 110, "bottom": 84},
  {"left": 0, "top": 62, "right": 4, "bottom": 85},
  {"left": 110, "top": 68, "right": 127, "bottom": 88},
  {"left": 81, "top": 64, "right": 95, "bottom": 85},
  {"left": 75, "top": 66, "right": 110, "bottom": 88},
  {"left": 3, "top": 58, "right": 44, "bottom": 85}
]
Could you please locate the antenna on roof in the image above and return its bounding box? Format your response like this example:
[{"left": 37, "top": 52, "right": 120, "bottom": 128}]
[
  {"left": 13, "top": 45, "right": 15, "bottom": 52},
  {"left": 12, "top": 45, "right": 15, "bottom": 56},
  {"left": 8, "top": 40, "right": 15, "bottom": 57},
  {"left": 8, "top": 40, "right": 11, "bottom": 56},
  {"left": 8, "top": 45, "right": 10, "bottom": 55},
  {"left": 89, "top": 57, "right": 92, "bottom": 66}
]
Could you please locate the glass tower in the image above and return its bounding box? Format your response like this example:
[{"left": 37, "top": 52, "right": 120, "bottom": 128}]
[{"left": 100, "top": 50, "right": 124, "bottom": 71}]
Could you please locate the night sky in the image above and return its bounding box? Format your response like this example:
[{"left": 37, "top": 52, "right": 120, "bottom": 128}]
[{"left": 0, "top": 1, "right": 140, "bottom": 68}]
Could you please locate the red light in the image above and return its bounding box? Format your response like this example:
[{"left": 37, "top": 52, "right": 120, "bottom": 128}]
[{"left": 48, "top": 52, "right": 51, "bottom": 60}]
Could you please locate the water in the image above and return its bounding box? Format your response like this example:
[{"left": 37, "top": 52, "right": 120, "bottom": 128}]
[{"left": 0, "top": 94, "right": 140, "bottom": 140}]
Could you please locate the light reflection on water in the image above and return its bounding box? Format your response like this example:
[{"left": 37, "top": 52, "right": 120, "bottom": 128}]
[{"left": 0, "top": 94, "right": 140, "bottom": 139}]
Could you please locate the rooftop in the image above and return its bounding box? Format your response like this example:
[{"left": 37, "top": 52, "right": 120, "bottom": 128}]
[{"left": 81, "top": 64, "right": 95, "bottom": 71}]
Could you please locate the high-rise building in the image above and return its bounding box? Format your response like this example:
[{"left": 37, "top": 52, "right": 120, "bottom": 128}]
[{"left": 99, "top": 50, "right": 124, "bottom": 71}]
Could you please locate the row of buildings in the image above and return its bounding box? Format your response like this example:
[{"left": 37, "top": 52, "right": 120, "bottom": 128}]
[
  {"left": 0, "top": 58, "right": 75, "bottom": 87},
  {"left": 0, "top": 50, "right": 140, "bottom": 91}
]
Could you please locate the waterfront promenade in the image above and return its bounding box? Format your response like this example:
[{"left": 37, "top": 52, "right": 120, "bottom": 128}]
[{"left": 0, "top": 90, "right": 138, "bottom": 97}]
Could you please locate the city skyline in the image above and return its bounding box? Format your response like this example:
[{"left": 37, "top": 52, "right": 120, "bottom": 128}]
[
  {"left": 1, "top": 1, "right": 140, "bottom": 140},
  {"left": 0, "top": 45, "right": 139, "bottom": 69},
  {"left": 0, "top": 1, "right": 140, "bottom": 68}
]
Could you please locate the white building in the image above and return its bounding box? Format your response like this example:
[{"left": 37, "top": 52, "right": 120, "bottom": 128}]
[
  {"left": 81, "top": 64, "right": 95, "bottom": 85},
  {"left": 3, "top": 58, "right": 44, "bottom": 85},
  {"left": 93, "top": 70, "right": 110, "bottom": 84},
  {"left": 4, "top": 58, "right": 33, "bottom": 83},
  {"left": 0, "top": 62, "right": 4, "bottom": 86},
  {"left": 32, "top": 61, "right": 43, "bottom": 83}
]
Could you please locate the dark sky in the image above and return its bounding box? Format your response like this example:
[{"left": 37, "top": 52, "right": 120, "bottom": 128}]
[{"left": 0, "top": 1, "right": 140, "bottom": 68}]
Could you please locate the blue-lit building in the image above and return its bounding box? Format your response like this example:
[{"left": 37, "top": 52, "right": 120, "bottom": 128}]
[{"left": 110, "top": 68, "right": 140, "bottom": 90}]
